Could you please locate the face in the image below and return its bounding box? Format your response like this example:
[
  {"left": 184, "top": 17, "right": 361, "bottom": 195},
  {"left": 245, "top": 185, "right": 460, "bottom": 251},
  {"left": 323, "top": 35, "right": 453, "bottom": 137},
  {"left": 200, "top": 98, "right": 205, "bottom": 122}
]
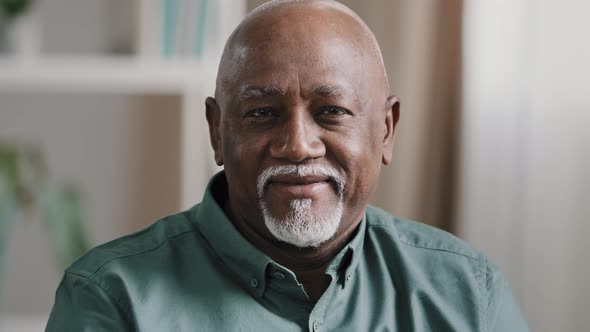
[{"left": 207, "top": 12, "right": 398, "bottom": 248}]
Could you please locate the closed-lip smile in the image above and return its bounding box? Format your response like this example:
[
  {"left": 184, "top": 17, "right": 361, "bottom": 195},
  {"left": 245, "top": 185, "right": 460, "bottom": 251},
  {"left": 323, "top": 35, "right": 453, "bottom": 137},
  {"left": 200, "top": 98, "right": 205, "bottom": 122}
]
[{"left": 267, "top": 175, "right": 331, "bottom": 198}]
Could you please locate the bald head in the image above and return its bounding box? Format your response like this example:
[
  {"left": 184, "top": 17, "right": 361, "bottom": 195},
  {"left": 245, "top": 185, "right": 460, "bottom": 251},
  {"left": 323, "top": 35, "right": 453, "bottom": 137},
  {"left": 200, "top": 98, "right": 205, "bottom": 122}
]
[{"left": 215, "top": 0, "right": 389, "bottom": 102}]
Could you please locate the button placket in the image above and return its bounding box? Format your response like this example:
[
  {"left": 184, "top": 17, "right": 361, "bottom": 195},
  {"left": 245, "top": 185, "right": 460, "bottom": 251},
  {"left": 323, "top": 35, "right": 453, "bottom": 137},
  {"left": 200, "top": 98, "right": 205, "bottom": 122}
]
[{"left": 250, "top": 278, "right": 259, "bottom": 288}]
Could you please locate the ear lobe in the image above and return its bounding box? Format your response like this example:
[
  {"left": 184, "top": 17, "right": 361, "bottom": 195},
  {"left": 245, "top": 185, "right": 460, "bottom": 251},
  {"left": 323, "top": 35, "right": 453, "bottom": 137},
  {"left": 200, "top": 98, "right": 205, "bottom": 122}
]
[
  {"left": 382, "top": 96, "right": 400, "bottom": 165},
  {"left": 205, "top": 97, "right": 224, "bottom": 166}
]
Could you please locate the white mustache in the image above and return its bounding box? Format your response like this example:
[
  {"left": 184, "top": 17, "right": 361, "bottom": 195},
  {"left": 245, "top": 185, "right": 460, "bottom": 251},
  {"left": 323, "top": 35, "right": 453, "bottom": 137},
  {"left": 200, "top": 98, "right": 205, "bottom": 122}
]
[{"left": 256, "top": 164, "right": 345, "bottom": 199}]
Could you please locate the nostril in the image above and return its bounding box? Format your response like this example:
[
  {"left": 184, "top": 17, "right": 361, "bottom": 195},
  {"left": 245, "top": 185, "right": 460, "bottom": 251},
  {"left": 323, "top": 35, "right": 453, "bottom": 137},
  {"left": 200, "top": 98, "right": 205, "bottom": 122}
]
[{"left": 270, "top": 137, "right": 324, "bottom": 162}]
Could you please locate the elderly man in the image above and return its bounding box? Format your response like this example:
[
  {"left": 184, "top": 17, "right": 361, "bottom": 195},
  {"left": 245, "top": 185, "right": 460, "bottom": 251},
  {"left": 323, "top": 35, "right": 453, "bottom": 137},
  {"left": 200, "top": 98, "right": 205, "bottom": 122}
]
[{"left": 47, "top": 1, "right": 528, "bottom": 331}]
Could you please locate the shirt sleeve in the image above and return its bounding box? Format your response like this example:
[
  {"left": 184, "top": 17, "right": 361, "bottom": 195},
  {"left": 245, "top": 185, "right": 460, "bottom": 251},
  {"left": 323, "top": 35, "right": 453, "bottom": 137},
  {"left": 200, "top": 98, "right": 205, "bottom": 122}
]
[
  {"left": 46, "top": 272, "right": 133, "bottom": 332},
  {"left": 485, "top": 260, "right": 530, "bottom": 332}
]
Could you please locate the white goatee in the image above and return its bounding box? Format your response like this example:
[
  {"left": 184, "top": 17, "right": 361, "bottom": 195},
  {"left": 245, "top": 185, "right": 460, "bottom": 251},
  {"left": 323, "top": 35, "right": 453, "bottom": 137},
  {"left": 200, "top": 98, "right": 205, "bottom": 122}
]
[{"left": 257, "top": 164, "right": 345, "bottom": 248}]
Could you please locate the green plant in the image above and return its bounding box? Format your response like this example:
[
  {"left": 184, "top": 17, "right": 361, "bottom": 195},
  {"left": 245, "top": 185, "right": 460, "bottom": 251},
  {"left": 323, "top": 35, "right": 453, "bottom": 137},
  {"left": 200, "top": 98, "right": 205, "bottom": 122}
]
[
  {"left": 0, "top": 0, "right": 33, "bottom": 21},
  {"left": 0, "top": 0, "right": 35, "bottom": 53},
  {"left": 0, "top": 142, "right": 91, "bottom": 294}
]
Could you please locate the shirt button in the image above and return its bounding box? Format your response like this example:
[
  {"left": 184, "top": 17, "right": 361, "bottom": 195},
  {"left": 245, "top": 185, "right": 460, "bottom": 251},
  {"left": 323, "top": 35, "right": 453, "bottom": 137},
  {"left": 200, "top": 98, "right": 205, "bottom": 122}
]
[
  {"left": 313, "top": 321, "right": 320, "bottom": 331},
  {"left": 250, "top": 278, "right": 259, "bottom": 288},
  {"left": 346, "top": 273, "right": 352, "bottom": 281}
]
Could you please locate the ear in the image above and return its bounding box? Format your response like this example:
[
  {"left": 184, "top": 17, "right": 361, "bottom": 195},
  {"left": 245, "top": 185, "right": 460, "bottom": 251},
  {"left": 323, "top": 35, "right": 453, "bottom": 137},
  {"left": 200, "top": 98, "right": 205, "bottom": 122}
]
[
  {"left": 205, "top": 97, "right": 224, "bottom": 166},
  {"left": 382, "top": 95, "right": 401, "bottom": 165}
]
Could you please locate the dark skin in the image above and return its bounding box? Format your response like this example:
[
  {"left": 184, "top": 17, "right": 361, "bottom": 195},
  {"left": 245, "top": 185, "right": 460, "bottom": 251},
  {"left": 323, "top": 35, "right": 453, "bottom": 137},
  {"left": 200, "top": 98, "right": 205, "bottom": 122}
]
[{"left": 206, "top": 0, "right": 400, "bottom": 302}]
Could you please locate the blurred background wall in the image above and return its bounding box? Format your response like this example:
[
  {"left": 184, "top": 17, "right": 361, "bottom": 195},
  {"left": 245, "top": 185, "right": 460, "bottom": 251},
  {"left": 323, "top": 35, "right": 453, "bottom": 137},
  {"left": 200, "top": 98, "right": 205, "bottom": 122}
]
[
  {"left": 459, "top": 1, "right": 590, "bottom": 330},
  {"left": 1, "top": 1, "right": 589, "bottom": 331},
  {"left": 0, "top": 0, "right": 188, "bottom": 328}
]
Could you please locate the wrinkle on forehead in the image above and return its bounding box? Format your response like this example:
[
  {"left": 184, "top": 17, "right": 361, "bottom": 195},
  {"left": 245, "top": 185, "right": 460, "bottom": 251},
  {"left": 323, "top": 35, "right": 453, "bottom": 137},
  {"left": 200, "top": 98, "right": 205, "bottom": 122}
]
[{"left": 215, "top": 0, "right": 389, "bottom": 104}]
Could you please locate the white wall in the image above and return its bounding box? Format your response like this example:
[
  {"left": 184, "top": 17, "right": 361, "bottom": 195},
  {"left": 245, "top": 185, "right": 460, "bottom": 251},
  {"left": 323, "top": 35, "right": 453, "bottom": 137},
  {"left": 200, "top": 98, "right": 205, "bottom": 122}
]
[
  {"left": 1, "top": 95, "right": 138, "bottom": 314},
  {"left": 0, "top": 0, "right": 182, "bottom": 317},
  {"left": 0, "top": 93, "right": 182, "bottom": 315},
  {"left": 459, "top": 1, "right": 590, "bottom": 331}
]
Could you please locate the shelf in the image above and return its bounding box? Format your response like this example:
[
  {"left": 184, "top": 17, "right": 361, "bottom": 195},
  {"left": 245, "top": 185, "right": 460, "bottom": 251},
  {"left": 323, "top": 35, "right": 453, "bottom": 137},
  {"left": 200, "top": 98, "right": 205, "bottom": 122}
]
[{"left": 0, "top": 56, "right": 217, "bottom": 94}]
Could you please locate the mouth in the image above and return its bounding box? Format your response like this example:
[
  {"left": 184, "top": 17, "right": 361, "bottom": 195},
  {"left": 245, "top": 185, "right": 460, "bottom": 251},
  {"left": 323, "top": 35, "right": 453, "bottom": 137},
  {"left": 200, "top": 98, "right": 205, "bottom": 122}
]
[{"left": 267, "top": 175, "right": 332, "bottom": 199}]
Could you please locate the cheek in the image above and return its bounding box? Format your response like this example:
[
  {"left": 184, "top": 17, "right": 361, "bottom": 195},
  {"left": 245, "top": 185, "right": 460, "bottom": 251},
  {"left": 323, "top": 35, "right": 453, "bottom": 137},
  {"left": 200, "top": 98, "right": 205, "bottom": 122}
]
[
  {"left": 222, "top": 131, "right": 269, "bottom": 193},
  {"left": 224, "top": 132, "right": 268, "bottom": 165},
  {"left": 337, "top": 124, "right": 382, "bottom": 168},
  {"left": 329, "top": 127, "right": 382, "bottom": 195},
  {"left": 223, "top": 120, "right": 256, "bottom": 160}
]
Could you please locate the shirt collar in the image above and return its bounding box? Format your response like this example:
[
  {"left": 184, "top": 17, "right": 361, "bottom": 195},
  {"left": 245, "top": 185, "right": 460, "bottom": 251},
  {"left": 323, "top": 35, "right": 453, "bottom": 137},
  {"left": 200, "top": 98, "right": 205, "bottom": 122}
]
[
  {"left": 326, "top": 212, "right": 366, "bottom": 288},
  {"left": 190, "top": 171, "right": 366, "bottom": 296},
  {"left": 191, "top": 172, "right": 272, "bottom": 298}
]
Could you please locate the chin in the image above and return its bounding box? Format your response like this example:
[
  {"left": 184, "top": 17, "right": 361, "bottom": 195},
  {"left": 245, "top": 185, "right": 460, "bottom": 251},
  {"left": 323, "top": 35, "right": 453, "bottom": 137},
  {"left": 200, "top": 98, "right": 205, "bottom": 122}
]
[{"left": 261, "top": 198, "right": 344, "bottom": 248}]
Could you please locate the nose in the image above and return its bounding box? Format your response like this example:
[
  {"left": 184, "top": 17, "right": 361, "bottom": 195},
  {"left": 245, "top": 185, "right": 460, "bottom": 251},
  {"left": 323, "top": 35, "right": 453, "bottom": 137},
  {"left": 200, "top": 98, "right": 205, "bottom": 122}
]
[{"left": 269, "top": 110, "right": 325, "bottom": 162}]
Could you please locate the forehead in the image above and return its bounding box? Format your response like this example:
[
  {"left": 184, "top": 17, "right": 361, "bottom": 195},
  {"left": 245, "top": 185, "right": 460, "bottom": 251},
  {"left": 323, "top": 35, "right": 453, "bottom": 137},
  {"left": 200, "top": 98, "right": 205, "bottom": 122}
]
[
  {"left": 218, "top": 4, "right": 379, "bottom": 102},
  {"left": 226, "top": 33, "right": 371, "bottom": 102}
]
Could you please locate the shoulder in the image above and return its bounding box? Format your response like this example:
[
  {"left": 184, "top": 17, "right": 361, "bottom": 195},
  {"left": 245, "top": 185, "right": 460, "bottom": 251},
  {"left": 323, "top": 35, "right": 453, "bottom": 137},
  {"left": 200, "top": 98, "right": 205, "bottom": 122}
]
[
  {"left": 364, "top": 206, "right": 527, "bottom": 330},
  {"left": 365, "top": 205, "right": 481, "bottom": 260},
  {"left": 66, "top": 207, "right": 201, "bottom": 279},
  {"left": 364, "top": 205, "right": 500, "bottom": 296}
]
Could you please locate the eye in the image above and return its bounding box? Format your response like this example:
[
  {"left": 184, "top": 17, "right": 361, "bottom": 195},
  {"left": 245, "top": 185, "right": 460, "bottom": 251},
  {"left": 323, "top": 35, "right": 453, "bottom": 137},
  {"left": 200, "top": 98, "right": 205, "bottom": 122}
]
[
  {"left": 317, "top": 105, "right": 350, "bottom": 117},
  {"left": 244, "top": 107, "right": 274, "bottom": 118}
]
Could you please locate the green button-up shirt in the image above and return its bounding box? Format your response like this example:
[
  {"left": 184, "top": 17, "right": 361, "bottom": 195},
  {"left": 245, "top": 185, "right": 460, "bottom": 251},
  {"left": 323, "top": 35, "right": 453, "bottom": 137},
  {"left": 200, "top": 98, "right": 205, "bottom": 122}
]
[{"left": 46, "top": 173, "right": 529, "bottom": 331}]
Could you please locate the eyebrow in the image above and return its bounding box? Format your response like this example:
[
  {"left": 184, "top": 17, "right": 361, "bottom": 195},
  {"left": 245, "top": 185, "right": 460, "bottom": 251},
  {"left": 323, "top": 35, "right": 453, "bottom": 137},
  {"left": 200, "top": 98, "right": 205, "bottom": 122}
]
[
  {"left": 313, "top": 85, "right": 349, "bottom": 98},
  {"left": 236, "top": 84, "right": 359, "bottom": 103},
  {"left": 313, "top": 84, "right": 360, "bottom": 104},
  {"left": 238, "top": 86, "right": 285, "bottom": 102}
]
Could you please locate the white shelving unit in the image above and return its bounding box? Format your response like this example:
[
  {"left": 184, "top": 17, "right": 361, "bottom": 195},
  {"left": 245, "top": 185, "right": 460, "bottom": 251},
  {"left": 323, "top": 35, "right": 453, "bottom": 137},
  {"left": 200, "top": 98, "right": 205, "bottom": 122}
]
[
  {"left": 0, "top": 0, "right": 245, "bottom": 209},
  {"left": 0, "top": 56, "right": 221, "bottom": 210},
  {"left": 0, "top": 56, "right": 215, "bottom": 94}
]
